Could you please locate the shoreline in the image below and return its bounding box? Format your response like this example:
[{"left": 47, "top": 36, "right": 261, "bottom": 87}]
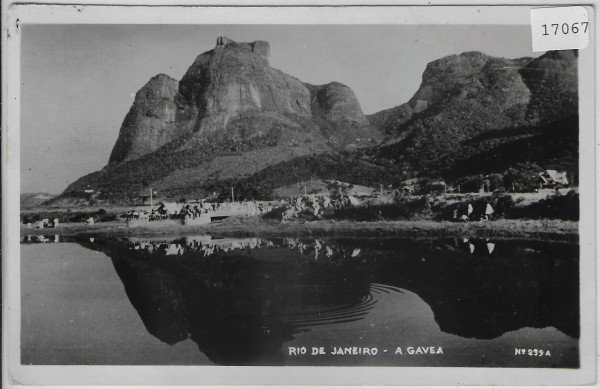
[{"left": 20, "top": 218, "right": 579, "bottom": 242}]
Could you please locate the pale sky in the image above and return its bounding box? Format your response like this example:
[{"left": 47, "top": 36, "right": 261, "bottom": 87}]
[{"left": 21, "top": 24, "right": 537, "bottom": 194}]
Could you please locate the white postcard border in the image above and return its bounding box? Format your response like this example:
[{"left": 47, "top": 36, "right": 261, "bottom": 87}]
[{"left": 2, "top": 3, "right": 597, "bottom": 387}]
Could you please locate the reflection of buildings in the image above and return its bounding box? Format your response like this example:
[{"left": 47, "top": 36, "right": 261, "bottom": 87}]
[
  {"left": 125, "top": 235, "right": 360, "bottom": 262},
  {"left": 21, "top": 234, "right": 61, "bottom": 243},
  {"left": 127, "top": 236, "right": 271, "bottom": 257},
  {"left": 29, "top": 235, "right": 579, "bottom": 365},
  {"left": 457, "top": 237, "right": 496, "bottom": 255}
]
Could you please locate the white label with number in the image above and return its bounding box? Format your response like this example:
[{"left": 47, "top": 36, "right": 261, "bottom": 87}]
[{"left": 531, "top": 6, "right": 589, "bottom": 52}]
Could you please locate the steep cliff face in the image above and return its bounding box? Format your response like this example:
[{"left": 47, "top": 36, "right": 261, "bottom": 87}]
[
  {"left": 176, "top": 38, "right": 313, "bottom": 140},
  {"left": 109, "top": 74, "right": 183, "bottom": 164},
  {"left": 107, "top": 37, "right": 377, "bottom": 166},
  {"left": 308, "top": 82, "right": 380, "bottom": 147},
  {"left": 59, "top": 37, "right": 380, "bottom": 203}
]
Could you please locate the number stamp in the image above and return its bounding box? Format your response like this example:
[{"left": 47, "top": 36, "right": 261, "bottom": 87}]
[
  {"left": 531, "top": 6, "right": 589, "bottom": 51},
  {"left": 515, "top": 348, "right": 552, "bottom": 357}
]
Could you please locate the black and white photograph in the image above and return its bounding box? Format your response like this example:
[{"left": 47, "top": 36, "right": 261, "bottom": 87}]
[{"left": 3, "top": 3, "right": 596, "bottom": 387}]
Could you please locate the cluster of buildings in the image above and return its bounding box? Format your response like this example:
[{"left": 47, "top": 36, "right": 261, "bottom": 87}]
[
  {"left": 126, "top": 200, "right": 283, "bottom": 226},
  {"left": 399, "top": 169, "right": 570, "bottom": 195},
  {"left": 281, "top": 194, "right": 360, "bottom": 222},
  {"left": 24, "top": 218, "right": 59, "bottom": 229},
  {"left": 125, "top": 194, "right": 363, "bottom": 226}
]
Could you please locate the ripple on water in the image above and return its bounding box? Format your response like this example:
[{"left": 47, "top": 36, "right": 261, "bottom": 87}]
[{"left": 282, "top": 283, "right": 404, "bottom": 329}]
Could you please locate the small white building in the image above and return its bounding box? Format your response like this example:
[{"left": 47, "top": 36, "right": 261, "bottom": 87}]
[{"left": 538, "top": 170, "right": 569, "bottom": 188}]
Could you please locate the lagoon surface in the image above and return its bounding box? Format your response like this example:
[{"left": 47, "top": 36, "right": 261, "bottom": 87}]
[{"left": 21, "top": 234, "right": 579, "bottom": 367}]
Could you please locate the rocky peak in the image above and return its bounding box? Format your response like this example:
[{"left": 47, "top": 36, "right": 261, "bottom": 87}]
[
  {"left": 215, "top": 36, "right": 270, "bottom": 57},
  {"left": 410, "top": 51, "right": 531, "bottom": 114},
  {"left": 369, "top": 49, "right": 577, "bottom": 178},
  {"left": 176, "top": 37, "right": 311, "bottom": 140},
  {"left": 107, "top": 37, "right": 378, "bottom": 167},
  {"left": 137, "top": 73, "right": 179, "bottom": 100},
  {"left": 216, "top": 35, "right": 235, "bottom": 46},
  {"left": 308, "top": 82, "right": 368, "bottom": 125},
  {"left": 370, "top": 50, "right": 577, "bottom": 137},
  {"left": 108, "top": 73, "right": 182, "bottom": 165},
  {"left": 422, "top": 51, "right": 491, "bottom": 80},
  {"left": 305, "top": 81, "right": 380, "bottom": 146}
]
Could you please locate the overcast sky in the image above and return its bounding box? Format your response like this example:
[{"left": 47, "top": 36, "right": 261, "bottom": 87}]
[{"left": 21, "top": 24, "right": 536, "bottom": 194}]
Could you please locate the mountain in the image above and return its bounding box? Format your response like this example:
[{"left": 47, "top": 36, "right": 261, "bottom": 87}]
[
  {"left": 221, "top": 49, "right": 578, "bottom": 198},
  {"left": 106, "top": 36, "right": 380, "bottom": 166},
  {"left": 108, "top": 74, "right": 181, "bottom": 164},
  {"left": 54, "top": 44, "right": 578, "bottom": 205},
  {"left": 21, "top": 193, "right": 57, "bottom": 209},
  {"left": 55, "top": 37, "right": 380, "bottom": 204},
  {"left": 370, "top": 50, "right": 578, "bottom": 178}
]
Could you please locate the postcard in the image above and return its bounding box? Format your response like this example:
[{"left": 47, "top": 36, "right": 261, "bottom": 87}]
[{"left": 3, "top": 3, "right": 596, "bottom": 387}]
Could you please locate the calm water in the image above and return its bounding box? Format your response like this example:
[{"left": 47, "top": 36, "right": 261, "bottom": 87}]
[{"left": 21, "top": 234, "right": 579, "bottom": 367}]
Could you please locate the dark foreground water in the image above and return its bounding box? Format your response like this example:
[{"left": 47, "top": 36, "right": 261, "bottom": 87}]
[{"left": 21, "top": 234, "right": 579, "bottom": 367}]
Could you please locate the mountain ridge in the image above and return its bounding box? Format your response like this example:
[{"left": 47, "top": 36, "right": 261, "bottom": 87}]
[
  {"left": 369, "top": 50, "right": 577, "bottom": 178},
  {"left": 52, "top": 43, "right": 578, "bottom": 205}
]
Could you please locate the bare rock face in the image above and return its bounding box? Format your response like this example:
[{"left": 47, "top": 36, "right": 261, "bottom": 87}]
[
  {"left": 61, "top": 37, "right": 379, "bottom": 203},
  {"left": 109, "top": 74, "right": 184, "bottom": 164},
  {"left": 308, "top": 82, "right": 380, "bottom": 146},
  {"left": 108, "top": 36, "right": 375, "bottom": 166},
  {"left": 176, "top": 36, "right": 313, "bottom": 142},
  {"left": 309, "top": 82, "right": 368, "bottom": 125}
]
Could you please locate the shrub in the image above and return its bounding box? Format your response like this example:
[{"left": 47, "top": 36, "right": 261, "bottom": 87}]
[
  {"left": 456, "top": 175, "right": 484, "bottom": 193},
  {"left": 493, "top": 194, "right": 516, "bottom": 215},
  {"left": 262, "top": 206, "right": 288, "bottom": 221},
  {"left": 502, "top": 165, "right": 541, "bottom": 193},
  {"left": 320, "top": 196, "right": 434, "bottom": 222}
]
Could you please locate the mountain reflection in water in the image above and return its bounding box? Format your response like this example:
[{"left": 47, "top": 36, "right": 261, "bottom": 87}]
[
  {"left": 46, "top": 234, "right": 575, "bottom": 366},
  {"left": 21, "top": 234, "right": 579, "bottom": 366}
]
